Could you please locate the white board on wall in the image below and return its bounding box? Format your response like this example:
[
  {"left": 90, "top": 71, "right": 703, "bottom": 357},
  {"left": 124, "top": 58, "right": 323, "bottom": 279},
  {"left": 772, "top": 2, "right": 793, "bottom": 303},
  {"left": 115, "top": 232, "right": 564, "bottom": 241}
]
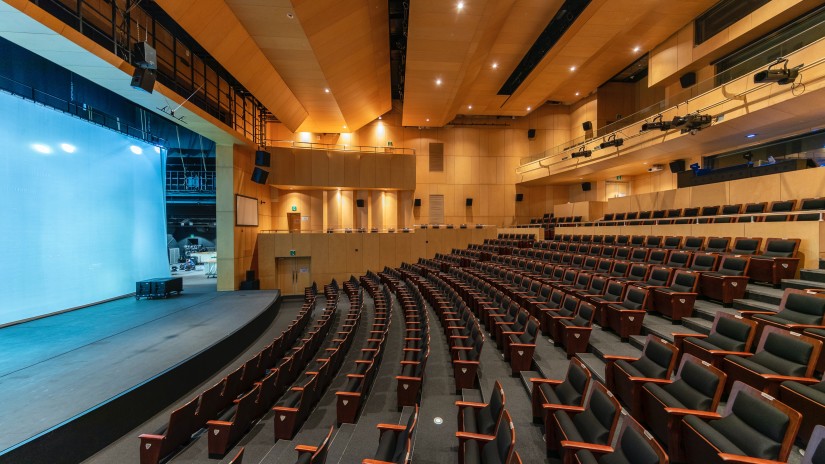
[{"left": 236, "top": 194, "right": 259, "bottom": 226}]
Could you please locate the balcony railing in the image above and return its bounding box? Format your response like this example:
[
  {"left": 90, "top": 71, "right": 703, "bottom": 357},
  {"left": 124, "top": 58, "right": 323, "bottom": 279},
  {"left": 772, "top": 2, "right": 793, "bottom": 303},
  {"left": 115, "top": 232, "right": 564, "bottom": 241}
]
[{"left": 265, "top": 140, "right": 415, "bottom": 155}]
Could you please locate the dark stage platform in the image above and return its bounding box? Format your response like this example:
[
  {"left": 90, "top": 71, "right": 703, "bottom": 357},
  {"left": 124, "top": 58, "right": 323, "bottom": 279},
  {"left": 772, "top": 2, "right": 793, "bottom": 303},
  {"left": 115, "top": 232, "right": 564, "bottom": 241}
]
[{"left": 0, "top": 279, "right": 281, "bottom": 464}]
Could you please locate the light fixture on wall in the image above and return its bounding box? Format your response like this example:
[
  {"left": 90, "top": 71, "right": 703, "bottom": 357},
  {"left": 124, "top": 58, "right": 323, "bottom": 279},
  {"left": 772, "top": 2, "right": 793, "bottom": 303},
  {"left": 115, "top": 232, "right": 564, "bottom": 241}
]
[
  {"left": 754, "top": 57, "right": 801, "bottom": 85},
  {"left": 571, "top": 146, "right": 591, "bottom": 158},
  {"left": 599, "top": 134, "right": 624, "bottom": 149},
  {"left": 640, "top": 114, "right": 672, "bottom": 132}
]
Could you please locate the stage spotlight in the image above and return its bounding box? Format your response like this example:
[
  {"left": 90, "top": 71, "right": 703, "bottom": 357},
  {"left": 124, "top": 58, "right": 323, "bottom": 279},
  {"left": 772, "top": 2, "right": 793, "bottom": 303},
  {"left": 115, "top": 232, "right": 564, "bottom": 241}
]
[
  {"left": 130, "top": 145, "right": 143, "bottom": 155},
  {"left": 31, "top": 143, "right": 52, "bottom": 154},
  {"left": 60, "top": 143, "right": 76, "bottom": 153},
  {"left": 754, "top": 58, "right": 801, "bottom": 85},
  {"left": 640, "top": 115, "right": 671, "bottom": 132},
  {"left": 571, "top": 146, "right": 592, "bottom": 158},
  {"left": 671, "top": 116, "right": 688, "bottom": 127},
  {"left": 599, "top": 134, "right": 624, "bottom": 149},
  {"left": 682, "top": 114, "right": 713, "bottom": 134}
]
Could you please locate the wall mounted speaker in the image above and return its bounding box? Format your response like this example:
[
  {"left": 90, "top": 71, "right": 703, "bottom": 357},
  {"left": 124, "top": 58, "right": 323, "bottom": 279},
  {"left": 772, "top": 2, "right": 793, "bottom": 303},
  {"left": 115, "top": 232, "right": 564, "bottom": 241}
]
[
  {"left": 680, "top": 72, "right": 697, "bottom": 88},
  {"left": 132, "top": 42, "right": 157, "bottom": 70},
  {"left": 466, "top": 198, "right": 473, "bottom": 206},
  {"left": 251, "top": 167, "right": 269, "bottom": 184},
  {"left": 582, "top": 121, "right": 593, "bottom": 131},
  {"left": 414, "top": 198, "right": 422, "bottom": 207},
  {"left": 255, "top": 150, "right": 271, "bottom": 167},
  {"left": 581, "top": 182, "right": 592, "bottom": 192},
  {"left": 515, "top": 193, "right": 524, "bottom": 202},
  {"left": 356, "top": 199, "right": 365, "bottom": 207},
  {"left": 669, "top": 159, "right": 686, "bottom": 173},
  {"left": 130, "top": 68, "right": 156, "bottom": 94},
  {"left": 527, "top": 128, "right": 536, "bottom": 139}
]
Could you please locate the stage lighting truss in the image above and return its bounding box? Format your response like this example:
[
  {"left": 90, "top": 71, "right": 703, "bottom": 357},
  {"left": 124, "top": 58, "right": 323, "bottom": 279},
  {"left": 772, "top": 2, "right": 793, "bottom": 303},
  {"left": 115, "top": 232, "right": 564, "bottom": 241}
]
[{"left": 640, "top": 114, "right": 672, "bottom": 132}]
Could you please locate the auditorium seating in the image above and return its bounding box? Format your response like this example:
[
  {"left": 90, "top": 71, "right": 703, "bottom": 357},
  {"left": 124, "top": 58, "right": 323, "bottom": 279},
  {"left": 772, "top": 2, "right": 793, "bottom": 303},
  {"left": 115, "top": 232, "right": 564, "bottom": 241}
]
[
  {"left": 680, "top": 381, "right": 801, "bottom": 464},
  {"left": 456, "top": 409, "right": 520, "bottom": 464},
  {"left": 362, "top": 405, "right": 418, "bottom": 464},
  {"left": 673, "top": 312, "right": 758, "bottom": 368},
  {"left": 604, "top": 336, "right": 678, "bottom": 416},
  {"left": 543, "top": 381, "right": 622, "bottom": 457},
  {"left": 456, "top": 381, "right": 506, "bottom": 437},
  {"left": 562, "top": 414, "right": 668, "bottom": 464},
  {"left": 293, "top": 426, "right": 333, "bottom": 464},
  {"left": 698, "top": 255, "right": 751, "bottom": 306},
  {"left": 207, "top": 384, "right": 261, "bottom": 456},
  {"left": 603, "top": 286, "right": 649, "bottom": 340},
  {"left": 530, "top": 358, "right": 592, "bottom": 424},
  {"left": 747, "top": 238, "right": 802, "bottom": 285},
  {"left": 779, "top": 375, "right": 825, "bottom": 446},
  {"left": 648, "top": 270, "right": 699, "bottom": 322},
  {"left": 554, "top": 300, "right": 597, "bottom": 357},
  {"left": 738, "top": 288, "right": 825, "bottom": 339}
]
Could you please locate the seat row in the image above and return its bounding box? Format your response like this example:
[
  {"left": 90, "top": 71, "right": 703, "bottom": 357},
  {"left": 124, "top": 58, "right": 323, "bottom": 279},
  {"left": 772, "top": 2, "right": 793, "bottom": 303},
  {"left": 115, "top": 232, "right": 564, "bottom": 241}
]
[{"left": 593, "top": 198, "right": 825, "bottom": 225}]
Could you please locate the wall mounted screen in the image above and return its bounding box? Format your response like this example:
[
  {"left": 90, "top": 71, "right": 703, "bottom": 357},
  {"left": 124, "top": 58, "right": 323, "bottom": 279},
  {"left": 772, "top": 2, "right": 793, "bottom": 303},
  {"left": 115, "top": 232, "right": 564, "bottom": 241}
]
[
  {"left": 0, "top": 91, "right": 169, "bottom": 325},
  {"left": 236, "top": 194, "right": 259, "bottom": 226}
]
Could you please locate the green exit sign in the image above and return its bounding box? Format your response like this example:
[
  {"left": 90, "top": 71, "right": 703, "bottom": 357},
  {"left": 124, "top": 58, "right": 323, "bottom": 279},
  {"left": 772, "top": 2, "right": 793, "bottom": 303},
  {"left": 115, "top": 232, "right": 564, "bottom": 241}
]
[
  {"left": 290, "top": 250, "right": 296, "bottom": 256},
  {"left": 616, "top": 176, "right": 622, "bottom": 180},
  {"left": 291, "top": 205, "right": 297, "bottom": 211},
  {"left": 190, "top": 234, "right": 195, "bottom": 238}
]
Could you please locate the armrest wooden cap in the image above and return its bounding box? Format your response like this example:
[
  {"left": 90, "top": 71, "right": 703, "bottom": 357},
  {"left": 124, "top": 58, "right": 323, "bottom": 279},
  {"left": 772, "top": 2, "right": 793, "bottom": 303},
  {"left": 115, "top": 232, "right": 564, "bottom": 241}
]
[
  {"left": 542, "top": 404, "right": 585, "bottom": 412},
  {"left": 718, "top": 453, "right": 786, "bottom": 464},
  {"left": 559, "top": 441, "right": 614, "bottom": 453},
  {"left": 664, "top": 408, "right": 721, "bottom": 419},
  {"left": 602, "top": 355, "right": 637, "bottom": 361},
  {"left": 376, "top": 423, "right": 407, "bottom": 431},
  {"left": 294, "top": 445, "right": 318, "bottom": 453},
  {"left": 455, "top": 401, "right": 487, "bottom": 408},
  {"left": 455, "top": 431, "right": 496, "bottom": 442}
]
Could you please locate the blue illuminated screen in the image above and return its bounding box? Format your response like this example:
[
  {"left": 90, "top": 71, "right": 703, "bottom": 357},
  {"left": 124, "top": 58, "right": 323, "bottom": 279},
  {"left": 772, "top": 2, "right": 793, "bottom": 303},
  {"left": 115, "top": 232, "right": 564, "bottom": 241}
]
[{"left": 0, "top": 91, "right": 169, "bottom": 325}]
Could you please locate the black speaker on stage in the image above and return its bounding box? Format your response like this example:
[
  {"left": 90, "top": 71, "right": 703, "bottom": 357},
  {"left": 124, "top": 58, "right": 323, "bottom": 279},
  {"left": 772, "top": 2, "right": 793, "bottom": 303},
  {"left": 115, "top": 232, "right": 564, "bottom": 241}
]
[
  {"left": 255, "top": 150, "right": 271, "bottom": 167},
  {"left": 133, "top": 42, "right": 157, "bottom": 69},
  {"left": 680, "top": 72, "right": 696, "bottom": 88},
  {"left": 356, "top": 199, "right": 365, "bottom": 207},
  {"left": 414, "top": 198, "right": 422, "bottom": 207},
  {"left": 669, "top": 159, "right": 686, "bottom": 173},
  {"left": 581, "top": 182, "right": 592, "bottom": 192},
  {"left": 466, "top": 198, "right": 473, "bottom": 206},
  {"left": 527, "top": 128, "right": 536, "bottom": 139},
  {"left": 515, "top": 193, "right": 524, "bottom": 202},
  {"left": 130, "top": 68, "right": 156, "bottom": 93},
  {"left": 582, "top": 121, "right": 593, "bottom": 131},
  {"left": 251, "top": 167, "right": 269, "bottom": 184}
]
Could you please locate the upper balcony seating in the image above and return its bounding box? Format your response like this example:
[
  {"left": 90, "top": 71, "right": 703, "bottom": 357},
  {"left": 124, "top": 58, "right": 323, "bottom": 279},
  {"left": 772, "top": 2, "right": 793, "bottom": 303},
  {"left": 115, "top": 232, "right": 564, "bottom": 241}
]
[
  {"left": 680, "top": 381, "right": 801, "bottom": 464},
  {"left": 698, "top": 255, "right": 751, "bottom": 306},
  {"left": 780, "top": 375, "right": 825, "bottom": 446},
  {"left": 543, "top": 381, "right": 622, "bottom": 458},
  {"left": 362, "top": 405, "right": 418, "bottom": 464},
  {"left": 721, "top": 204, "right": 743, "bottom": 216},
  {"left": 729, "top": 237, "right": 763, "bottom": 255},
  {"left": 673, "top": 312, "right": 758, "bottom": 369},
  {"left": 604, "top": 336, "right": 679, "bottom": 416},
  {"left": 797, "top": 197, "right": 825, "bottom": 221},
  {"left": 721, "top": 326, "right": 822, "bottom": 396},
  {"left": 739, "top": 288, "right": 825, "bottom": 340},
  {"left": 765, "top": 199, "right": 798, "bottom": 222},
  {"left": 738, "top": 202, "right": 768, "bottom": 223},
  {"left": 697, "top": 205, "right": 721, "bottom": 224},
  {"left": 747, "top": 238, "right": 802, "bottom": 285},
  {"left": 649, "top": 270, "right": 700, "bottom": 323},
  {"left": 530, "top": 358, "right": 592, "bottom": 424},
  {"left": 603, "top": 286, "right": 650, "bottom": 341},
  {"left": 565, "top": 414, "right": 668, "bottom": 464},
  {"left": 638, "top": 354, "right": 727, "bottom": 462},
  {"left": 456, "top": 409, "right": 520, "bottom": 464},
  {"left": 456, "top": 381, "right": 505, "bottom": 438},
  {"left": 293, "top": 426, "right": 333, "bottom": 464}
]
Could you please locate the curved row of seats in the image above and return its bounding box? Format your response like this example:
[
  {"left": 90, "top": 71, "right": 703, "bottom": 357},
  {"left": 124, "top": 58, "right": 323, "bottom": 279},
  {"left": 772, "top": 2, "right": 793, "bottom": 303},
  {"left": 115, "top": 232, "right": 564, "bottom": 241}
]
[{"left": 138, "top": 284, "right": 322, "bottom": 464}]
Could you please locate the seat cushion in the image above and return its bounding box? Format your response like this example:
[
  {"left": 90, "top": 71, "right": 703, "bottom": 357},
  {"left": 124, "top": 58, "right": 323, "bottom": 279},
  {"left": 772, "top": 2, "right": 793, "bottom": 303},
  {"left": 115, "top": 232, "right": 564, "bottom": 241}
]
[
  {"left": 644, "top": 383, "right": 687, "bottom": 409},
  {"left": 575, "top": 450, "right": 600, "bottom": 464},
  {"left": 374, "top": 429, "right": 398, "bottom": 462},
  {"left": 711, "top": 392, "right": 788, "bottom": 459},
  {"left": 556, "top": 409, "right": 611, "bottom": 445},
  {"left": 463, "top": 404, "right": 496, "bottom": 436},
  {"left": 781, "top": 380, "right": 825, "bottom": 404},
  {"left": 684, "top": 415, "right": 746, "bottom": 456},
  {"left": 726, "top": 354, "right": 780, "bottom": 375},
  {"left": 629, "top": 357, "right": 668, "bottom": 379},
  {"left": 539, "top": 382, "right": 563, "bottom": 405},
  {"left": 601, "top": 427, "right": 661, "bottom": 464},
  {"left": 692, "top": 333, "right": 743, "bottom": 352}
]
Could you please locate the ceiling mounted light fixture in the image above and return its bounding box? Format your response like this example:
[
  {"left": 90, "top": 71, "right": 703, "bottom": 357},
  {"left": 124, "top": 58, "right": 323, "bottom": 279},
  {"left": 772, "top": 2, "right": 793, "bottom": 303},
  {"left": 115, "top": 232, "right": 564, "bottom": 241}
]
[{"left": 640, "top": 114, "right": 672, "bottom": 132}]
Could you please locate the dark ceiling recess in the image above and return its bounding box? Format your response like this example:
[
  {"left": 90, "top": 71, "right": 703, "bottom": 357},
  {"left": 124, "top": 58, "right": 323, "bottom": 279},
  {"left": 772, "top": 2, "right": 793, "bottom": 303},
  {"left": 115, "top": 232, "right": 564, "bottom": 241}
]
[
  {"left": 498, "top": 0, "right": 591, "bottom": 96},
  {"left": 609, "top": 54, "right": 649, "bottom": 83},
  {"left": 388, "top": 0, "right": 409, "bottom": 101}
]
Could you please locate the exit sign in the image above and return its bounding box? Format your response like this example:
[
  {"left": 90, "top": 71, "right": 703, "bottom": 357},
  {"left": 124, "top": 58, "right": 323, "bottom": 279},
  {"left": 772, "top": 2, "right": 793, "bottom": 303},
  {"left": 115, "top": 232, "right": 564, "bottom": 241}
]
[
  {"left": 290, "top": 250, "right": 296, "bottom": 256},
  {"left": 616, "top": 176, "right": 622, "bottom": 180},
  {"left": 291, "top": 205, "right": 297, "bottom": 211}
]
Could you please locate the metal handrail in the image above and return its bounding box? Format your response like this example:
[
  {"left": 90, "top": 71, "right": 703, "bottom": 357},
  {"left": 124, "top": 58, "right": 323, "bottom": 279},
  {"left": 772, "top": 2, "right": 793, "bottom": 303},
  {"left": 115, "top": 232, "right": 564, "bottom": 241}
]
[
  {"left": 542, "top": 209, "right": 825, "bottom": 228},
  {"left": 260, "top": 224, "right": 495, "bottom": 234},
  {"left": 264, "top": 139, "right": 416, "bottom": 155}
]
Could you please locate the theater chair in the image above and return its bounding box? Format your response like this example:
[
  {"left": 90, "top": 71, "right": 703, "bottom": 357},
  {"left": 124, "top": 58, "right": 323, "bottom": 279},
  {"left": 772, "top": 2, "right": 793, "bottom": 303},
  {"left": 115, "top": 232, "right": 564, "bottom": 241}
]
[
  {"left": 704, "top": 236, "right": 731, "bottom": 253},
  {"left": 721, "top": 326, "right": 822, "bottom": 396},
  {"left": 139, "top": 397, "right": 199, "bottom": 464},
  {"left": 747, "top": 238, "right": 802, "bottom": 286},
  {"left": 336, "top": 362, "right": 376, "bottom": 424},
  {"left": 729, "top": 237, "right": 763, "bottom": 255},
  {"left": 805, "top": 327, "right": 825, "bottom": 372},
  {"left": 456, "top": 381, "right": 505, "bottom": 438},
  {"left": 662, "top": 250, "right": 691, "bottom": 268},
  {"left": 682, "top": 236, "right": 705, "bottom": 251},
  {"left": 543, "top": 382, "right": 622, "bottom": 457},
  {"left": 451, "top": 322, "right": 485, "bottom": 392},
  {"left": 649, "top": 270, "right": 699, "bottom": 323},
  {"left": 568, "top": 275, "right": 608, "bottom": 302},
  {"left": 796, "top": 197, "right": 825, "bottom": 221},
  {"left": 229, "top": 448, "right": 244, "bottom": 464},
  {"left": 363, "top": 405, "right": 418, "bottom": 464},
  {"left": 639, "top": 354, "right": 726, "bottom": 462},
  {"left": 397, "top": 345, "right": 429, "bottom": 408},
  {"left": 587, "top": 281, "right": 626, "bottom": 328},
  {"left": 673, "top": 312, "right": 758, "bottom": 369},
  {"left": 779, "top": 374, "right": 825, "bottom": 446},
  {"left": 681, "top": 381, "right": 801, "bottom": 464},
  {"left": 499, "top": 309, "right": 530, "bottom": 357},
  {"left": 766, "top": 199, "right": 797, "bottom": 223},
  {"left": 604, "top": 336, "right": 678, "bottom": 416},
  {"left": 208, "top": 384, "right": 261, "bottom": 457},
  {"left": 687, "top": 252, "right": 720, "bottom": 273},
  {"left": 699, "top": 255, "right": 751, "bottom": 306},
  {"left": 456, "top": 409, "right": 520, "bottom": 464},
  {"left": 739, "top": 288, "right": 825, "bottom": 340},
  {"left": 603, "top": 286, "right": 650, "bottom": 341},
  {"left": 506, "top": 315, "right": 540, "bottom": 374},
  {"left": 555, "top": 301, "right": 597, "bottom": 358},
  {"left": 562, "top": 413, "right": 668, "bottom": 464},
  {"left": 545, "top": 295, "right": 581, "bottom": 340},
  {"left": 738, "top": 202, "right": 768, "bottom": 222},
  {"left": 632, "top": 266, "right": 675, "bottom": 292},
  {"left": 530, "top": 358, "right": 591, "bottom": 424},
  {"left": 293, "top": 426, "right": 333, "bottom": 464}
]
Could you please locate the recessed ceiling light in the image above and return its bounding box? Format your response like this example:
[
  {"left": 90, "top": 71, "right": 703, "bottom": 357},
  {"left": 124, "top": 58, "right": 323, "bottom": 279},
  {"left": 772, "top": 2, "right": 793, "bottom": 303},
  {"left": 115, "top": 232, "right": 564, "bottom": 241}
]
[
  {"left": 378, "top": 116, "right": 382, "bottom": 120},
  {"left": 286, "top": 12, "right": 294, "bottom": 19},
  {"left": 31, "top": 143, "right": 51, "bottom": 154},
  {"left": 746, "top": 133, "right": 758, "bottom": 138},
  {"left": 575, "top": 92, "right": 580, "bottom": 96},
  {"left": 468, "top": 105, "right": 473, "bottom": 110},
  {"left": 435, "top": 78, "right": 442, "bottom": 86},
  {"left": 633, "top": 46, "right": 641, "bottom": 53},
  {"left": 643, "top": 162, "right": 648, "bottom": 165},
  {"left": 60, "top": 143, "right": 76, "bottom": 153},
  {"left": 526, "top": 107, "right": 531, "bottom": 111},
  {"left": 130, "top": 145, "right": 143, "bottom": 155},
  {"left": 324, "top": 88, "right": 330, "bottom": 93},
  {"left": 491, "top": 62, "right": 498, "bottom": 69},
  {"left": 426, "top": 118, "right": 430, "bottom": 122},
  {"left": 569, "top": 66, "right": 576, "bottom": 71},
  {"left": 457, "top": 1, "right": 464, "bottom": 11},
  {"left": 343, "top": 125, "right": 347, "bottom": 129}
]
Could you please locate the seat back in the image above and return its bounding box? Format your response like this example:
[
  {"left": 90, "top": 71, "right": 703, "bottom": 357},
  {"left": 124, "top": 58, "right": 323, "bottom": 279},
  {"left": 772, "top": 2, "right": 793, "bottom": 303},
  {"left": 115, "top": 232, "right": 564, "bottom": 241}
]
[
  {"left": 669, "top": 271, "right": 698, "bottom": 292},
  {"left": 626, "top": 263, "right": 649, "bottom": 281},
  {"left": 689, "top": 252, "right": 719, "bottom": 271},
  {"left": 559, "top": 295, "right": 580, "bottom": 316},
  {"left": 665, "top": 251, "right": 691, "bottom": 268},
  {"left": 671, "top": 354, "right": 727, "bottom": 411},
  {"left": 683, "top": 236, "right": 705, "bottom": 251},
  {"left": 611, "top": 413, "right": 668, "bottom": 464},
  {"left": 556, "top": 358, "right": 592, "bottom": 406},
  {"left": 577, "top": 382, "right": 622, "bottom": 445},
  {"left": 705, "top": 312, "right": 758, "bottom": 352},
  {"left": 717, "top": 255, "right": 750, "bottom": 276},
  {"left": 701, "top": 205, "right": 720, "bottom": 216},
  {"left": 662, "top": 236, "right": 682, "bottom": 249},
  {"left": 484, "top": 409, "right": 517, "bottom": 464},
  {"left": 683, "top": 207, "right": 700, "bottom": 217},
  {"left": 634, "top": 336, "right": 678, "bottom": 379},
  {"left": 573, "top": 302, "right": 596, "bottom": 327},
  {"left": 647, "top": 250, "right": 668, "bottom": 265},
  {"left": 730, "top": 237, "right": 762, "bottom": 255},
  {"left": 752, "top": 326, "right": 822, "bottom": 378},
  {"left": 603, "top": 282, "right": 626, "bottom": 301},
  {"left": 776, "top": 288, "right": 825, "bottom": 325},
  {"left": 610, "top": 261, "right": 630, "bottom": 277},
  {"left": 770, "top": 200, "right": 797, "bottom": 212},
  {"left": 704, "top": 236, "right": 730, "bottom": 253},
  {"left": 164, "top": 397, "right": 200, "bottom": 453},
  {"left": 645, "top": 236, "right": 662, "bottom": 248},
  {"left": 762, "top": 238, "right": 800, "bottom": 257},
  {"left": 645, "top": 267, "right": 673, "bottom": 287},
  {"left": 622, "top": 287, "right": 648, "bottom": 309},
  {"left": 638, "top": 211, "right": 652, "bottom": 219},
  {"left": 651, "top": 210, "right": 666, "bottom": 219},
  {"left": 721, "top": 204, "right": 742, "bottom": 215}
]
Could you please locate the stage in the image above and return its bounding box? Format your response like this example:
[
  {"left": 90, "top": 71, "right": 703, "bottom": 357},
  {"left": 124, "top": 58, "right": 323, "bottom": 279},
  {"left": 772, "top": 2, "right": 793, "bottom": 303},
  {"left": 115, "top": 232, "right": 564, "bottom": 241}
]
[{"left": 0, "top": 274, "right": 281, "bottom": 464}]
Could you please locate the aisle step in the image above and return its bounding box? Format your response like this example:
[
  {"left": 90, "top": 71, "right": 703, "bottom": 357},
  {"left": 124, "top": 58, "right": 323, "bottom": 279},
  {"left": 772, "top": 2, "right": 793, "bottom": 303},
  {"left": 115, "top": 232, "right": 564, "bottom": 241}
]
[
  {"left": 575, "top": 353, "right": 606, "bottom": 384},
  {"left": 693, "top": 299, "right": 738, "bottom": 321},
  {"left": 744, "top": 286, "right": 784, "bottom": 305},
  {"left": 682, "top": 317, "right": 712, "bottom": 334},
  {"left": 781, "top": 279, "right": 825, "bottom": 291},
  {"left": 800, "top": 269, "right": 825, "bottom": 283},
  {"left": 732, "top": 298, "right": 778, "bottom": 313}
]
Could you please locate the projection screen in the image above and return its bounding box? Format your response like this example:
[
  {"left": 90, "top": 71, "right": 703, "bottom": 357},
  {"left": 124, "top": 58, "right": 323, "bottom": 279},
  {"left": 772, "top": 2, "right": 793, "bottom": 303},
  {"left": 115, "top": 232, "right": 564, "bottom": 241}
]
[{"left": 0, "top": 91, "right": 169, "bottom": 325}]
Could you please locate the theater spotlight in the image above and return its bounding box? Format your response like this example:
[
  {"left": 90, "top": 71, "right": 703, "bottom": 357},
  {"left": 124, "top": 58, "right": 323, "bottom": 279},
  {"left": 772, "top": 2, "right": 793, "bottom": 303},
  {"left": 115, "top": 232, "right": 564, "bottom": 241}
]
[
  {"left": 599, "top": 134, "right": 624, "bottom": 149},
  {"left": 671, "top": 115, "right": 688, "bottom": 127},
  {"left": 754, "top": 58, "right": 802, "bottom": 85},
  {"left": 640, "top": 114, "right": 672, "bottom": 132},
  {"left": 571, "top": 146, "right": 592, "bottom": 158},
  {"left": 682, "top": 114, "right": 713, "bottom": 134}
]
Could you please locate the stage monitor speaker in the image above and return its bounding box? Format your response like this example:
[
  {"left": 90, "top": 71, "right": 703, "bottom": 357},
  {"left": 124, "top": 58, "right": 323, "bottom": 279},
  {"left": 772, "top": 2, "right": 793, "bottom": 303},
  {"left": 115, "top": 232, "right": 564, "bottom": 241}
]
[
  {"left": 133, "top": 41, "right": 157, "bottom": 70},
  {"left": 255, "top": 150, "right": 271, "bottom": 167},
  {"left": 414, "top": 198, "right": 422, "bottom": 207},
  {"left": 515, "top": 193, "right": 524, "bottom": 202},
  {"left": 356, "top": 199, "right": 365, "bottom": 207},
  {"left": 466, "top": 198, "right": 473, "bottom": 206},
  {"left": 130, "top": 68, "right": 156, "bottom": 94},
  {"left": 527, "top": 128, "right": 536, "bottom": 139},
  {"left": 251, "top": 167, "right": 269, "bottom": 184},
  {"left": 680, "top": 72, "right": 696, "bottom": 88},
  {"left": 582, "top": 121, "right": 593, "bottom": 131},
  {"left": 581, "top": 182, "right": 592, "bottom": 192},
  {"left": 669, "top": 159, "right": 686, "bottom": 173}
]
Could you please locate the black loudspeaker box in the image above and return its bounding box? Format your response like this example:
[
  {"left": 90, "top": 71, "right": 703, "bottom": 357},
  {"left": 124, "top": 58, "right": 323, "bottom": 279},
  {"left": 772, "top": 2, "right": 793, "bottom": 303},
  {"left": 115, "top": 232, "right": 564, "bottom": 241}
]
[
  {"left": 680, "top": 72, "right": 696, "bottom": 88},
  {"left": 130, "top": 68, "right": 156, "bottom": 93},
  {"left": 581, "top": 182, "right": 592, "bottom": 192},
  {"left": 133, "top": 41, "right": 157, "bottom": 69},
  {"left": 582, "top": 121, "right": 593, "bottom": 131},
  {"left": 466, "top": 198, "right": 473, "bottom": 206},
  {"left": 669, "top": 159, "right": 686, "bottom": 173},
  {"left": 356, "top": 199, "right": 365, "bottom": 207},
  {"left": 255, "top": 150, "right": 271, "bottom": 167},
  {"left": 246, "top": 270, "right": 256, "bottom": 281},
  {"left": 527, "top": 128, "right": 536, "bottom": 139},
  {"left": 414, "top": 198, "right": 422, "bottom": 207},
  {"left": 251, "top": 167, "right": 269, "bottom": 184},
  {"left": 515, "top": 193, "right": 524, "bottom": 202}
]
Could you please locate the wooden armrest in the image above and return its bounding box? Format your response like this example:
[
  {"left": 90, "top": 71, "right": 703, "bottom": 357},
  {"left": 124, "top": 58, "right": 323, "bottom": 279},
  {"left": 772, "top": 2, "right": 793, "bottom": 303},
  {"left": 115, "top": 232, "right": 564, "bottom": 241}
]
[
  {"left": 542, "top": 404, "right": 585, "bottom": 412},
  {"left": 336, "top": 391, "right": 362, "bottom": 397},
  {"left": 455, "top": 431, "right": 495, "bottom": 443},
  {"left": 664, "top": 408, "right": 721, "bottom": 419},
  {"left": 207, "top": 420, "right": 232, "bottom": 427},
  {"left": 602, "top": 355, "right": 637, "bottom": 361},
  {"left": 295, "top": 445, "right": 318, "bottom": 453},
  {"left": 718, "top": 454, "right": 786, "bottom": 464},
  {"left": 376, "top": 423, "right": 407, "bottom": 431},
  {"left": 738, "top": 310, "right": 774, "bottom": 317},
  {"left": 628, "top": 377, "right": 672, "bottom": 384},
  {"left": 760, "top": 374, "right": 820, "bottom": 383},
  {"left": 559, "top": 441, "right": 614, "bottom": 454},
  {"left": 346, "top": 374, "right": 365, "bottom": 379},
  {"left": 712, "top": 351, "right": 752, "bottom": 356},
  {"left": 455, "top": 401, "right": 487, "bottom": 408},
  {"left": 530, "top": 378, "right": 563, "bottom": 385},
  {"left": 362, "top": 460, "right": 395, "bottom": 464},
  {"left": 138, "top": 434, "right": 165, "bottom": 441}
]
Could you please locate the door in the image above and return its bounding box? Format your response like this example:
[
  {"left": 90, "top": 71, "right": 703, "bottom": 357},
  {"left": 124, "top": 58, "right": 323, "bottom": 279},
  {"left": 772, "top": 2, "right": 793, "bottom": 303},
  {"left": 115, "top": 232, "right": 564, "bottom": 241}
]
[{"left": 277, "top": 257, "right": 312, "bottom": 295}]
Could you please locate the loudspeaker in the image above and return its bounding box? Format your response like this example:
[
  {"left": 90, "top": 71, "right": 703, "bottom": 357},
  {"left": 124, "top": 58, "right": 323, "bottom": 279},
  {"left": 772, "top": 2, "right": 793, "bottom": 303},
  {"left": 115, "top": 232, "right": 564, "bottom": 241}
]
[
  {"left": 527, "top": 128, "right": 536, "bottom": 139},
  {"left": 356, "top": 199, "right": 365, "bottom": 207},
  {"left": 679, "top": 72, "right": 696, "bottom": 88},
  {"left": 515, "top": 193, "right": 524, "bottom": 202},
  {"left": 582, "top": 121, "right": 593, "bottom": 131},
  {"left": 130, "top": 68, "right": 156, "bottom": 93},
  {"left": 132, "top": 42, "right": 157, "bottom": 70},
  {"left": 669, "top": 159, "right": 686, "bottom": 173},
  {"left": 246, "top": 270, "right": 256, "bottom": 281},
  {"left": 251, "top": 167, "right": 269, "bottom": 184},
  {"left": 466, "top": 198, "right": 473, "bottom": 206},
  {"left": 581, "top": 182, "right": 592, "bottom": 192},
  {"left": 414, "top": 198, "right": 422, "bottom": 207},
  {"left": 255, "top": 150, "right": 271, "bottom": 167}
]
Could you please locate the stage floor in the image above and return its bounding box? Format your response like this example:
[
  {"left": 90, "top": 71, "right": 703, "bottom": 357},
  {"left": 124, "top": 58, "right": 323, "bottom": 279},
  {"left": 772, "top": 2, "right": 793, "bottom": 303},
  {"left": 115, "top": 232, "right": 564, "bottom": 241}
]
[{"left": 0, "top": 274, "right": 279, "bottom": 454}]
